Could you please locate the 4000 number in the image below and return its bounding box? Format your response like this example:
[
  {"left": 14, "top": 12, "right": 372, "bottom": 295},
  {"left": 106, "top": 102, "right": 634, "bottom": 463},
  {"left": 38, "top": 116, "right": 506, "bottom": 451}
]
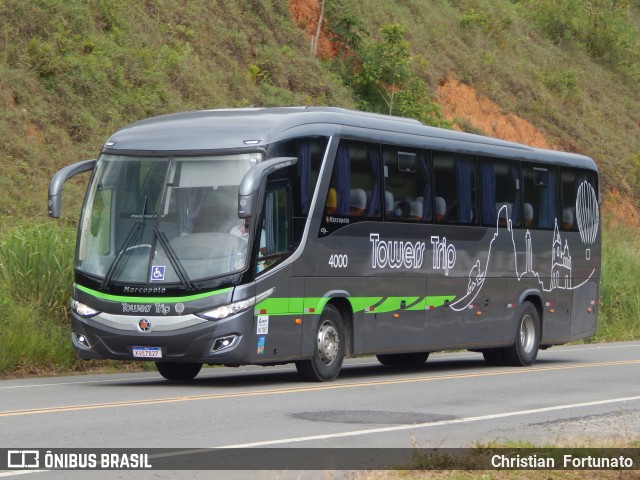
[{"left": 328, "top": 254, "right": 349, "bottom": 268}]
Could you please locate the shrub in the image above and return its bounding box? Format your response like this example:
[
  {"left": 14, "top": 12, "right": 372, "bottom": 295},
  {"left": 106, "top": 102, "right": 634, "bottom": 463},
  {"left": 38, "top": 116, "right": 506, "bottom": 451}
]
[
  {"left": 597, "top": 222, "right": 640, "bottom": 341},
  {"left": 0, "top": 222, "right": 75, "bottom": 320}
]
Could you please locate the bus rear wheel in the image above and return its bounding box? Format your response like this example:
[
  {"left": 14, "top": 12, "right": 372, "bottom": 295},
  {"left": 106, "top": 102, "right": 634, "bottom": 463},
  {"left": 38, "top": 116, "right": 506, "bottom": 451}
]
[
  {"left": 502, "top": 301, "right": 540, "bottom": 366},
  {"left": 376, "top": 352, "right": 429, "bottom": 366},
  {"left": 295, "top": 304, "right": 345, "bottom": 382},
  {"left": 155, "top": 362, "right": 202, "bottom": 381}
]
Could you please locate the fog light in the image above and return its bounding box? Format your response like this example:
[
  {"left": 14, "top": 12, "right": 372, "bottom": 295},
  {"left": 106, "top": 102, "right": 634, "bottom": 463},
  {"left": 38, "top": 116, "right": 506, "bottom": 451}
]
[
  {"left": 211, "top": 335, "right": 239, "bottom": 352},
  {"left": 72, "top": 331, "right": 91, "bottom": 350}
]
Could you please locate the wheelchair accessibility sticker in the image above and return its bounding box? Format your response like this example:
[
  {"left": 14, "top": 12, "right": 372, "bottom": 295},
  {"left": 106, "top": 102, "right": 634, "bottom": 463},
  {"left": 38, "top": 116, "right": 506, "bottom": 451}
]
[{"left": 150, "top": 266, "right": 166, "bottom": 282}]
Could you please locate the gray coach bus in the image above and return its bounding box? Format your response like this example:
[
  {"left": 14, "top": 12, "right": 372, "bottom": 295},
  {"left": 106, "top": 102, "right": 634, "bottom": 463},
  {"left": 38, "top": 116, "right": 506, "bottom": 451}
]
[{"left": 49, "top": 107, "right": 600, "bottom": 382}]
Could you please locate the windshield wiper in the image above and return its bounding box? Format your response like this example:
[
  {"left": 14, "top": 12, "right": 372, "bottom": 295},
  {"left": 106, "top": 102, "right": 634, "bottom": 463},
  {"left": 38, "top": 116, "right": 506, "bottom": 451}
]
[
  {"left": 153, "top": 228, "right": 195, "bottom": 291},
  {"left": 101, "top": 196, "right": 149, "bottom": 288},
  {"left": 102, "top": 221, "right": 145, "bottom": 288}
]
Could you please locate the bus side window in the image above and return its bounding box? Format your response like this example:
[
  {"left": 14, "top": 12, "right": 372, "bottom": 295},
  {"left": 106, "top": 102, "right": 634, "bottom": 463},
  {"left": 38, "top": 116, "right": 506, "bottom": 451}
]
[
  {"left": 325, "top": 141, "right": 381, "bottom": 219},
  {"left": 433, "top": 151, "right": 477, "bottom": 225},
  {"left": 383, "top": 148, "right": 432, "bottom": 222},
  {"left": 269, "top": 137, "right": 327, "bottom": 218},
  {"left": 522, "top": 164, "right": 559, "bottom": 229},
  {"left": 480, "top": 158, "right": 521, "bottom": 227},
  {"left": 257, "top": 181, "right": 291, "bottom": 274}
]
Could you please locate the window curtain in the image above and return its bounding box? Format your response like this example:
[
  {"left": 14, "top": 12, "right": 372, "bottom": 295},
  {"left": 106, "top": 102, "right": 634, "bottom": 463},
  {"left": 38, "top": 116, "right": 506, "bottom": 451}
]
[
  {"left": 455, "top": 157, "right": 473, "bottom": 223},
  {"left": 539, "top": 169, "right": 557, "bottom": 228},
  {"left": 366, "top": 146, "right": 381, "bottom": 217},
  {"left": 297, "top": 142, "right": 311, "bottom": 215},
  {"left": 335, "top": 145, "right": 351, "bottom": 216},
  {"left": 480, "top": 162, "right": 496, "bottom": 224},
  {"left": 418, "top": 154, "right": 432, "bottom": 221},
  {"left": 510, "top": 164, "right": 521, "bottom": 225}
]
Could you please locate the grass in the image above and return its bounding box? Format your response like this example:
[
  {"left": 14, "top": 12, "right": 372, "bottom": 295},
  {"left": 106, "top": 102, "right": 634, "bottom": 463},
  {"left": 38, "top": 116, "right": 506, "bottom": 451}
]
[
  {"left": 0, "top": 294, "right": 75, "bottom": 375},
  {"left": 597, "top": 221, "right": 640, "bottom": 341},
  {"left": 0, "top": 222, "right": 75, "bottom": 374},
  {"left": 0, "top": 222, "right": 75, "bottom": 318}
]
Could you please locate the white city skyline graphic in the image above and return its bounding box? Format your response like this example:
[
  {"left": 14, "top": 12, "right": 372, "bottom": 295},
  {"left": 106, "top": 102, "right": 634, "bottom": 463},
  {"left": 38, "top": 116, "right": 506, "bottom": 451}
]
[{"left": 450, "top": 182, "right": 599, "bottom": 312}]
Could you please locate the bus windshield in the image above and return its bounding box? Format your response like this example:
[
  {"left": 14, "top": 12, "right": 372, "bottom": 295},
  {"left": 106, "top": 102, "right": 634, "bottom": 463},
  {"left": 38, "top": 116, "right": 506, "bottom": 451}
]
[{"left": 77, "top": 152, "right": 261, "bottom": 285}]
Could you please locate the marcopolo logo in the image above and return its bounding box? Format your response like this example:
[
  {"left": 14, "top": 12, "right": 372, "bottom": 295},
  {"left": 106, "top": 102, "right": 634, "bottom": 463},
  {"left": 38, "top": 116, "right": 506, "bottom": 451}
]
[{"left": 369, "top": 233, "right": 425, "bottom": 269}]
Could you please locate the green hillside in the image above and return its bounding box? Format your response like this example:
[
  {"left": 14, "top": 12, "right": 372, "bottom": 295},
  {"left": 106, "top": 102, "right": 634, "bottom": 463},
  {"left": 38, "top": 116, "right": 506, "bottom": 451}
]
[{"left": 0, "top": 0, "right": 639, "bottom": 375}]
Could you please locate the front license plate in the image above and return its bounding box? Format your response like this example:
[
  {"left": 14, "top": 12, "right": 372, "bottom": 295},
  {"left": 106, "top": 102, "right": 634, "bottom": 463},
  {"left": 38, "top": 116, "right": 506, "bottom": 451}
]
[{"left": 132, "top": 346, "right": 162, "bottom": 358}]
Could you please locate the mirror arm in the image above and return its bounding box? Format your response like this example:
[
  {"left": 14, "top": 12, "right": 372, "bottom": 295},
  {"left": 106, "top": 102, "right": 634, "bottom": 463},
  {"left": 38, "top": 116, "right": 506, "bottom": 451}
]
[
  {"left": 48, "top": 159, "right": 97, "bottom": 218},
  {"left": 238, "top": 157, "right": 297, "bottom": 219}
]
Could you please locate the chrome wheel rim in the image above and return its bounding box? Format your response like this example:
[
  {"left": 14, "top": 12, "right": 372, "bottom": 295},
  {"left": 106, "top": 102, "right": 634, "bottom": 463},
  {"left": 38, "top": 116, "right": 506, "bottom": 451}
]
[
  {"left": 317, "top": 320, "right": 339, "bottom": 366},
  {"left": 520, "top": 314, "right": 535, "bottom": 353}
]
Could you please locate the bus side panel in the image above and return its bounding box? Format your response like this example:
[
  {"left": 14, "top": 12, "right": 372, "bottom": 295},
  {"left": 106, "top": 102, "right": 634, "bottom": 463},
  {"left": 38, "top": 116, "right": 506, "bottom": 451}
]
[
  {"left": 301, "top": 275, "right": 428, "bottom": 356},
  {"left": 570, "top": 279, "right": 599, "bottom": 339},
  {"left": 249, "top": 266, "right": 303, "bottom": 363},
  {"left": 541, "top": 289, "right": 570, "bottom": 345},
  {"left": 362, "top": 276, "right": 427, "bottom": 353},
  {"left": 425, "top": 277, "right": 509, "bottom": 350}
]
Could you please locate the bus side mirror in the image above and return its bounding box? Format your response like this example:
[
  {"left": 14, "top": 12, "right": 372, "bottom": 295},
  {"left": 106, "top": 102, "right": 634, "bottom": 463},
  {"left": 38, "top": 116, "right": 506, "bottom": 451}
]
[
  {"left": 48, "top": 159, "right": 96, "bottom": 218},
  {"left": 238, "top": 157, "right": 297, "bottom": 219}
]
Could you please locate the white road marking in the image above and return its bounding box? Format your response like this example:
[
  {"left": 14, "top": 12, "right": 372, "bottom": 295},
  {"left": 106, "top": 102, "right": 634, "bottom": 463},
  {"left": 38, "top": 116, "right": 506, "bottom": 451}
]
[{"left": 216, "top": 395, "right": 640, "bottom": 448}]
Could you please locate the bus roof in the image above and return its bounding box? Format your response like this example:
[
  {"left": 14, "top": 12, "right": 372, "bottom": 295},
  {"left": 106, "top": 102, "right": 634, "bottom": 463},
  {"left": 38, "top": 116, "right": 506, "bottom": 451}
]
[{"left": 102, "top": 107, "right": 597, "bottom": 171}]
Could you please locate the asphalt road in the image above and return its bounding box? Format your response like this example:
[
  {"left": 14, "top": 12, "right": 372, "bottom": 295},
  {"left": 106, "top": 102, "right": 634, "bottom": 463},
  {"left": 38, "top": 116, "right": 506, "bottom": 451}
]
[{"left": 1, "top": 341, "right": 639, "bottom": 478}]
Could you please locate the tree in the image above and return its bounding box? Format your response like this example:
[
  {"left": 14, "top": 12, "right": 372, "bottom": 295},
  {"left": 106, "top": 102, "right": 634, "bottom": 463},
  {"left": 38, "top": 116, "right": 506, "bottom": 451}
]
[
  {"left": 353, "top": 24, "right": 451, "bottom": 128},
  {"left": 355, "top": 24, "right": 411, "bottom": 115}
]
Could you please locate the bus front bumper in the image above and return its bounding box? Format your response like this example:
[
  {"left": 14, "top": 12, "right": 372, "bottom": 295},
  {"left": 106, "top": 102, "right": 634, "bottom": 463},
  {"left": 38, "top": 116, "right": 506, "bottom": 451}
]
[{"left": 70, "top": 311, "right": 254, "bottom": 364}]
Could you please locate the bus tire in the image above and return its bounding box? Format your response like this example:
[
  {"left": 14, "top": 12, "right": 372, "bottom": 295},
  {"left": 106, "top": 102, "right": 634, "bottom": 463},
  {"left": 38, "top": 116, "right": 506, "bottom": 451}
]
[
  {"left": 156, "top": 362, "right": 202, "bottom": 381},
  {"left": 502, "top": 301, "right": 540, "bottom": 367},
  {"left": 376, "top": 352, "right": 429, "bottom": 366},
  {"left": 295, "top": 304, "right": 345, "bottom": 382}
]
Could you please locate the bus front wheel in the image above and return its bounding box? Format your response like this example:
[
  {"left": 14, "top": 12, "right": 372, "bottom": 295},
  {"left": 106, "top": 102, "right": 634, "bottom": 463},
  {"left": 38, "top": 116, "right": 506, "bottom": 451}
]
[
  {"left": 155, "top": 362, "right": 202, "bottom": 381},
  {"left": 296, "top": 304, "right": 345, "bottom": 382},
  {"left": 502, "top": 301, "right": 540, "bottom": 366}
]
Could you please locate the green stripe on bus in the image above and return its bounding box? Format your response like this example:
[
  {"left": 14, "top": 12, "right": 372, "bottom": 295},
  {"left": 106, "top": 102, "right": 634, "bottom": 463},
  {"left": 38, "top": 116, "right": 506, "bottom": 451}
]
[
  {"left": 348, "top": 297, "right": 383, "bottom": 313},
  {"left": 373, "top": 296, "right": 420, "bottom": 313},
  {"left": 406, "top": 295, "right": 456, "bottom": 311},
  {"left": 76, "top": 284, "right": 232, "bottom": 303},
  {"left": 254, "top": 295, "right": 455, "bottom": 316}
]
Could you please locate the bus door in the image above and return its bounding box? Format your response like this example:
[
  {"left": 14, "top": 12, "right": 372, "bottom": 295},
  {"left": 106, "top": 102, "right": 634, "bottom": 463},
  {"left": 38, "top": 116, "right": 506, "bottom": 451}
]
[{"left": 250, "top": 180, "right": 302, "bottom": 362}]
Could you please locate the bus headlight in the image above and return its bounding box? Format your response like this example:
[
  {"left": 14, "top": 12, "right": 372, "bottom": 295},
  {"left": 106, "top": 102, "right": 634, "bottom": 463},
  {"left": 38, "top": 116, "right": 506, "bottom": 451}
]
[
  {"left": 72, "top": 300, "right": 101, "bottom": 318},
  {"left": 198, "top": 288, "right": 274, "bottom": 321}
]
